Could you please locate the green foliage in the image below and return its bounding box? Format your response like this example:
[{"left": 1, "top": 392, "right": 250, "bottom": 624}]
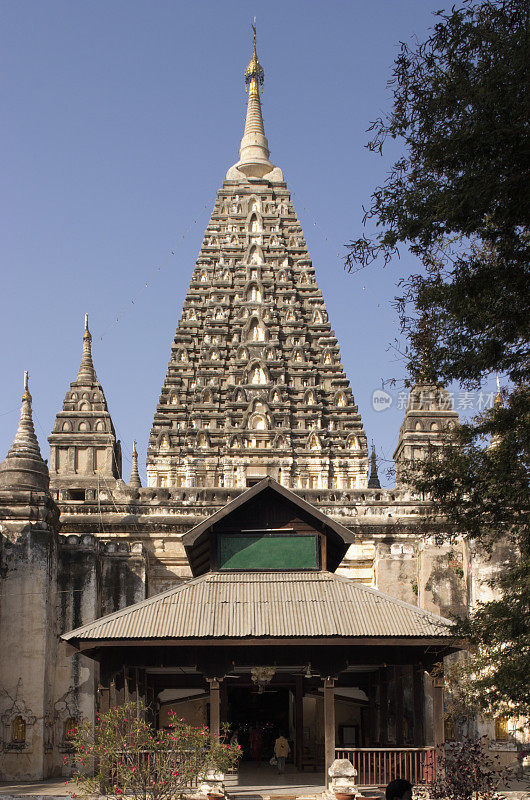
[
  {"left": 349, "top": 0, "right": 530, "bottom": 717},
  {"left": 65, "top": 703, "right": 241, "bottom": 800},
  {"left": 412, "top": 390, "right": 530, "bottom": 718},
  {"left": 347, "top": 0, "right": 529, "bottom": 389}
]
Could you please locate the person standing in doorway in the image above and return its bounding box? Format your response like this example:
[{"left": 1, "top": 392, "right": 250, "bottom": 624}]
[{"left": 274, "top": 732, "right": 290, "bottom": 774}]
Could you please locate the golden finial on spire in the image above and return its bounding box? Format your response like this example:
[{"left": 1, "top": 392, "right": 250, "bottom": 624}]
[
  {"left": 22, "top": 370, "right": 31, "bottom": 402},
  {"left": 245, "top": 22, "right": 264, "bottom": 93},
  {"left": 83, "top": 313, "right": 91, "bottom": 340},
  {"left": 494, "top": 374, "right": 503, "bottom": 407}
]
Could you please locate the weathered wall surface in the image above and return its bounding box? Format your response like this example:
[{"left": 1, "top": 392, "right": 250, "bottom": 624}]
[
  {"left": 0, "top": 492, "right": 58, "bottom": 781},
  {"left": 51, "top": 535, "right": 100, "bottom": 777}
]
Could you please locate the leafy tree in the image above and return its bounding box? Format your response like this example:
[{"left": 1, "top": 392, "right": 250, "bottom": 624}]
[
  {"left": 65, "top": 703, "right": 241, "bottom": 800},
  {"left": 348, "top": 0, "right": 529, "bottom": 717}
]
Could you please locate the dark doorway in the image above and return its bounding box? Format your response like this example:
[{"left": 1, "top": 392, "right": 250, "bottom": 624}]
[{"left": 228, "top": 686, "right": 290, "bottom": 762}]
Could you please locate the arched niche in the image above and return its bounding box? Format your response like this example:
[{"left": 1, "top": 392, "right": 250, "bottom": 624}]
[
  {"left": 246, "top": 317, "right": 266, "bottom": 343},
  {"left": 12, "top": 716, "right": 26, "bottom": 744},
  {"left": 246, "top": 283, "right": 262, "bottom": 303},
  {"left": 293, "top": 347, "right": 305, "bottom": 363},
  {"left": 248, "top": 196, "right": 261, "bottom": 214},
  {"left": 308, "top": 433, "right": 321, "bottom": 451},
  {"left": 248, "top": 244, "right": 264, "bottom": 265},
  {"left": 248, "top": 213, "right": 262, "bottom": 234},
  {"left": 249, "top": 413, "right": 267, "bottom": 430},
  {"left": 248, "top": 363, "right": 268, "bottom": 385}
]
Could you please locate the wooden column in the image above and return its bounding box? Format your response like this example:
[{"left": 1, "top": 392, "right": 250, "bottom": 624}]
[
  {"left": 295, "top": 675, "right": 304, "bottom": 771},
  {"left": 367, "top": 674, "right": 377, "bottom": 746},
  {"left": 413, "top": 666, "right": 425, "bottom": 745},
  {"left": 98, "top": 685, "right": 110, "bottom": 714},
  {"left": 208, "top": 679, "right": 221, "bottom": 740},
  {"left": 379, "top": 668, "right": 388, "bottom": 745},
  {"left": 220, "top": 679, "right": 228, "bottom": 726},
  {"left": 324, "top": 678, "right": 335, "bottom": 786},
  {"left": 395, "top": 666, "right": 404, "bottom": 746},
  {"left": 123, "top": 666, "right": 130, "bottom": 704},
  {"left": 432, "top": 675, "right": 445, "bottom": 769}
]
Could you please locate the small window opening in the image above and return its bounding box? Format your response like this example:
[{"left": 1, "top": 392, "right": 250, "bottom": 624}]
[{"left": 67, "top": 489, "right": 86, "bottom": 501}]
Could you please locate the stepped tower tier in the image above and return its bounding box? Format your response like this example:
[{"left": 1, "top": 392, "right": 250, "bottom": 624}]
[
  {"left": 147, "top": 35, "right": 368, "bottom": 491},
  {"left": 393, "top": 380, "right": 460, "bottom": 488},
  {"left": 48, "top": 316, "right": 122, "bottom": 501}
]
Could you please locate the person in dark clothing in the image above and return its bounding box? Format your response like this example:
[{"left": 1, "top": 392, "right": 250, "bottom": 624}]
[{"left": 385, "top": 778, "right": 413, "bottom": 800}]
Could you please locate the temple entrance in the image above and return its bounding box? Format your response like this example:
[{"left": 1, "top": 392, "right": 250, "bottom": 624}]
[{"left": 227, "top": 686, "right": 290, "bottom": 763}]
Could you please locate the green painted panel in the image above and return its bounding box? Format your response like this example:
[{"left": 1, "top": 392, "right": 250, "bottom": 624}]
[{"left": 218, "top": 534, "right": 318, "bottom": 570}]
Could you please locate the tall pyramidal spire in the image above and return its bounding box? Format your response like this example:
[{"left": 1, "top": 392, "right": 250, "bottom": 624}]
[
  {"left": 129, "top": 441, "right": 142, "bottom": 488},
  {"left": 368, "top": 443, "right": 381, "bottom": 489},
  {"left": 0, "top": 372, "right": 49, "bottom": 490},
  {"left": 147, "top": 34, "right": 368, "bottom": 491}
]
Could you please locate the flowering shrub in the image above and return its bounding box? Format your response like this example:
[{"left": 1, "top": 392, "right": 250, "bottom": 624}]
[{"left": 65, "top": 703, "right": 241, "bottom": 800}]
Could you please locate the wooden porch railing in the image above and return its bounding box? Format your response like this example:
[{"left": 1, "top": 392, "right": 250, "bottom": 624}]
[
  {"left": 107, "top": 749, "right": 202, "bottom": 791},
  {"left": 334, "top": 747, "right": 435, "bottom": 787}
]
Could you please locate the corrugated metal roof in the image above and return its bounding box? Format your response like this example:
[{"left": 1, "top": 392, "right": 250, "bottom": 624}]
[{"left": 63, "top": 571, "right": 453, "bottom": 643}]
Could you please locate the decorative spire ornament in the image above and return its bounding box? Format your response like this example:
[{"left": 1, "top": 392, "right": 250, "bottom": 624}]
[
  {"left": 368, "top": 442, "right": 381, "bottom": 489},
  {"left": 0, "top": 372, "right": 49, "bottom": 490},
  {"left": 76, "top": 314, "right": 97, "bottom": 385},
  {"left": 129, "top": 441, "right": 142, "bottom": 488},
  {"left": 494, "top": 374, "right": 503, "bottom": 407},
  {"left": 226, "top": 26, "right": 283, "bottom": 182}
]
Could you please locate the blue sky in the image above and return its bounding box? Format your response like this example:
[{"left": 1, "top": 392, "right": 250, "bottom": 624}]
[{"left": 1, "top": 0, "right": 496, "bottom": 486}]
